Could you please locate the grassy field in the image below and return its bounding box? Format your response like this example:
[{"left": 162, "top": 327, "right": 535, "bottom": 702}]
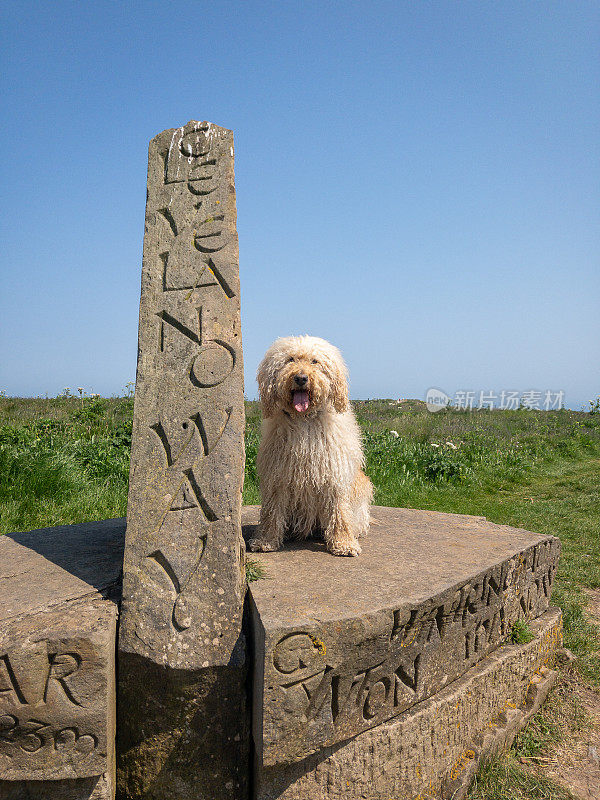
[{"left": 1, "top": 393, "right": 599, "bottom": 797}]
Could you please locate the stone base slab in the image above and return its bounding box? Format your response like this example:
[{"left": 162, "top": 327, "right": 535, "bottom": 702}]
[
  {"left": 0, "top": 519, "right": 124, "bottom": 796},
  {"left": 0, "top": 773, "right": 111, "bottom": 800},
  {"left": 254, "top": 607, "right": 562, "bottom": 800},
  {"left": 245, "top": 506, "right": 560, "bottom": 766}
]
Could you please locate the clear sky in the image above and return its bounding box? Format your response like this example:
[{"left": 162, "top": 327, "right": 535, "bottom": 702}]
[{"left": 1, "top": 1, "right": 598, "bottom": 408}]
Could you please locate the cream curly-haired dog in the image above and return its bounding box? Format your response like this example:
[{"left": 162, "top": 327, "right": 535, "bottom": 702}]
[{"left": 248, "top": 336, "right": 373, "bottom": 557}]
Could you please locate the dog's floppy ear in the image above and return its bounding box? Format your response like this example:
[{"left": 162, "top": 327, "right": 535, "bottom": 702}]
[
  {"left": 257, "top": 356, "right": 277, "bottom": 418},
  {"left": 330, "top": 360, "right": 350, "bottom": 413}
]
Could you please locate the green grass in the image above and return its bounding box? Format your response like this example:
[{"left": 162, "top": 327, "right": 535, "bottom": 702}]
[
  {"left": 1, "top": 393, "right": 599, "bottom": 799},
  {"left": 469, "top": 758, "right": 577, "bottom": 800},
  {"left": 468, "top": 674, "right": 591, "bottom": 800},
  {"left": 0, "top": 394, "right": 133, "bottom": 532},
  {"left": 509, "top": 620, "right": 536, "bottom": 645},
  {"left": 245, "top": 558, "right": 268, "bottom": 583}
]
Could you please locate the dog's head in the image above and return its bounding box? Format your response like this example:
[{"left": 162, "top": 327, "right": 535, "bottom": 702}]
[{"left": 257, "top": 336, "right": 350, "bottom": 419}]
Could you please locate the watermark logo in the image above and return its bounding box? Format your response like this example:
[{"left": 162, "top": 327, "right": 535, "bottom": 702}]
[
  {"left": 425, "top": 388, "right": 451, "bottom": 413},
  {"left": 425, "top": 389, "right": 565, "bottom": 412}
]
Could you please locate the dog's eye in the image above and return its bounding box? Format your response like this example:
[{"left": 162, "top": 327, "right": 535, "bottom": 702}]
[
  {"left": 311, "top": 359, "right": 319, "bottom": 365},
  {"left": 286, "top": 356, "right": 295, "bottom": 363}
]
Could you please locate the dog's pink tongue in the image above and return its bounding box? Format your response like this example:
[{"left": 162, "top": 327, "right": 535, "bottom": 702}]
[{"left": 293, "top": 391, "right": 309, "bottom": 413}]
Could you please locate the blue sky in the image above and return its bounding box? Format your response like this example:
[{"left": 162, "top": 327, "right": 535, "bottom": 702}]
[{"left": 1, "top": 1, "right": 598, "bottom": 408}]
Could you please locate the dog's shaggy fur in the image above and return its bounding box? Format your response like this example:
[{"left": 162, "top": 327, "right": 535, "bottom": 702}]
[{"left": 248, "top": 336, "right": 373, "bottom": 557}]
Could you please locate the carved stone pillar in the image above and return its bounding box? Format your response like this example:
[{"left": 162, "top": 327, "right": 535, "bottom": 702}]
[{"left": 117, "top": 121, "right": 248, "bottom": 800}]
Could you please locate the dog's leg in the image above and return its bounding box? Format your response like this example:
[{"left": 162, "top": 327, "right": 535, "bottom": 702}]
[
  {"left": 323, "top": 499, "right": 362, "bottom": 557},
  {"left": 249, "top": 497, "right": 286, "bottom": 552},
  {"left": 350, "top": 470, "right": 374, "bottom": 539}
]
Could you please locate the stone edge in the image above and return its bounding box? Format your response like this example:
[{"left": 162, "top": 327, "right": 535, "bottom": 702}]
[{"left": 441, "top": 663, "right": 557, "bottom": 800}]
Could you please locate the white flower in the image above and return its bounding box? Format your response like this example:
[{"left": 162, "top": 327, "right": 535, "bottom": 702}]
[
  {"left": 390, "top": 430, "right": 399, "bottom": 438},
  {"left": 431, "top": 443, "right": 440, "bottom": 448},
  {"left": 445, "top": 441, "right": 458, "bottom": 450}
]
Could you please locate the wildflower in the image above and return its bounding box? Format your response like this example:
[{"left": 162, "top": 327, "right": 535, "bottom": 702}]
[
  {"left": 390, "top": 430, "right": 399, "bottom": 438},
  {"left": 77, "top": 387, "right": 84, "bottom": 395},
  {"left": 431, "top": 443, "right": 440, "bottom": 448},
  {"left": 446, "top": 441, "right": 458, "bottom": 450}
]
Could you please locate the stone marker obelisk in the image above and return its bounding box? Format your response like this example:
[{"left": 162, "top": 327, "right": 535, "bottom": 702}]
[{"left": 117, "top": 121, "right": 248, "bottom": 799}]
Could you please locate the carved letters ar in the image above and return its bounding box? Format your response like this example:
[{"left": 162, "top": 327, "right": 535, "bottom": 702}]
[{"left": 0, "top": 649, "right": 98, "bottom": 761}]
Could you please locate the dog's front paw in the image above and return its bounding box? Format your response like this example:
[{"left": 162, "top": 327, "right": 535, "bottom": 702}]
[
  {"left": 328, "top": 539, "right": 362, "bottom": 557},
  {"left": 248, "top": 538, "right": 280, "bottom": 553}
]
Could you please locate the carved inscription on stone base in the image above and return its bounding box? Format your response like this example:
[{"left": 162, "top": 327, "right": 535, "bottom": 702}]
[
  {"left": 253, "top": 608, "right": 563, "bottom": 800},
  {"left": 0, "top": 599, "right": 114, "bottom": 781},
  {"left": 246, "top": 505, "right": 561, "bottom": 767}
]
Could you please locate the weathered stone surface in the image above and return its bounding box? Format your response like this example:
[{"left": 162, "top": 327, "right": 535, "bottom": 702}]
[
  {"left": 254, "top": 607, "right": 562, "bottom": 800},
  {"left": 245, "top": 505, "right": 560, "bottom": 767},
  {"left": 0, "top": 599, "right": 115, "bottom": 781},
  {"left": 0, "top": 774, "right": 111, "bottom": 800},
  {"left": 0, "top": 519, "right": 123, "bottom": 792},
  {"left": 1, "top": 518, "right": 124, "bottom": 620},
  {"left": 117, "top": 121, "right": 248, "bottom": 799},
  {"left": 120, "top": 120, "right": 246, "bottom": 663}
]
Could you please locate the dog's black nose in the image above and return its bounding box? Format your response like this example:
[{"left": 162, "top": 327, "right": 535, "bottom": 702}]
[{"left": 294, "top": 374, "right": 308, "bottom": 387}]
